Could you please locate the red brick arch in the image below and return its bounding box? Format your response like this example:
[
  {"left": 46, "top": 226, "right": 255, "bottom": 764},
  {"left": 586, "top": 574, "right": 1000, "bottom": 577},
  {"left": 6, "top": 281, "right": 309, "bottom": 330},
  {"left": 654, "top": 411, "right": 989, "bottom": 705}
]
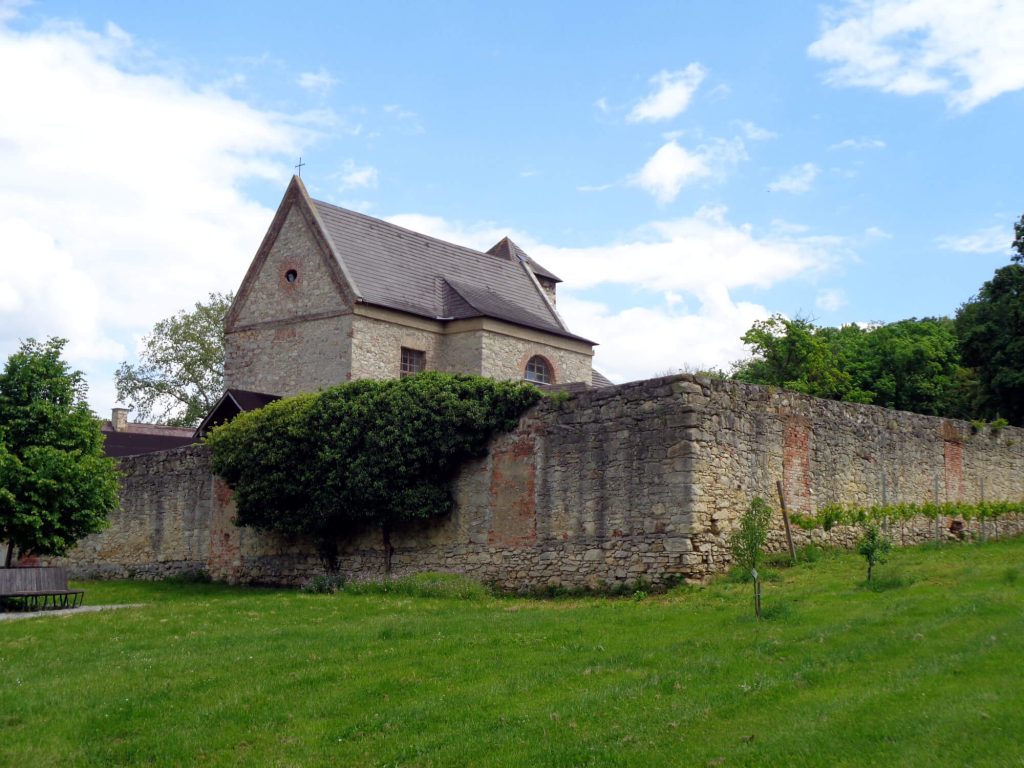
[{"left": 519, "top": 351, "right": 558, "bottom": 385}]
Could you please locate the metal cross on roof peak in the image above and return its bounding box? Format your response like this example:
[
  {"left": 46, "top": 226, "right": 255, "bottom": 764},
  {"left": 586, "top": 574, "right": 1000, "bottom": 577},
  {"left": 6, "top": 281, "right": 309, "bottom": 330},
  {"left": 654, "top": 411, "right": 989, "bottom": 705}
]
[{"left": 295, "top": 157, "right": 305, "bottom": 177}]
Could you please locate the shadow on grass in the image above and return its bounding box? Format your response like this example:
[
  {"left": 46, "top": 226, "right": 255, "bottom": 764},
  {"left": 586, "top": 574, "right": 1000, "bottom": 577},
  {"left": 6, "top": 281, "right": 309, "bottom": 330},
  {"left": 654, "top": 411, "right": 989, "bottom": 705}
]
[{"left": 759, "top": 601, "right": 794, "bottom": 621}]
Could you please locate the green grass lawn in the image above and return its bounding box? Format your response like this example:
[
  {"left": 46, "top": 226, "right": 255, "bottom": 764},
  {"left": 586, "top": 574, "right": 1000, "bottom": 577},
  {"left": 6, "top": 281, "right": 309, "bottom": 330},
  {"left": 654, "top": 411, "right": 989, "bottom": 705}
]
[{"left": 2, "top": 540, "right": 1023, "bottom": 767}]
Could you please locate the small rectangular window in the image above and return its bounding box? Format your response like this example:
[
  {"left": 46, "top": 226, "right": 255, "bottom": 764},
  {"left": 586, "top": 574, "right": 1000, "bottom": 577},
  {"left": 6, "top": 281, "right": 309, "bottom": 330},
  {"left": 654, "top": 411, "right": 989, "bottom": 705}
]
[{"left": 400, "top": 347, "right": 426, "bottom": 377}]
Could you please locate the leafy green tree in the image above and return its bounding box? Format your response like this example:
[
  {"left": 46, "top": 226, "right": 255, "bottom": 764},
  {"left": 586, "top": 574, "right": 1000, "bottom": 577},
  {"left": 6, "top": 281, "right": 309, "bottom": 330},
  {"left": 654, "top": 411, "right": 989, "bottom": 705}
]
[
  {"left": 733, "top": 315, "right": 867, "bottom": 402},
  {"left": 734, "top": 315, "right": 975, "bottom": 418},
  {"left": 956, "top": 263, "right": 1024, "bottom": 426},
  {"left": 207, "top": 372, "right": 541, "bottom": 573},
  {"left": 857, "top": 523, "right": 891, "bottom": 582},
  {"left": 729, "top": 497, "right": 774, "bottom": 618},
  {"left": 850, "top": 318, "right": 974, "bottom": 418},
  {"left": 1012, "top": 213, "right": 1024, "bottom": 263},
  {"left": 0, "top": 338, "right": 120, "bottom": 567},
  {"left": 115, "top": 291, "right": 233, "bottom": 427}
]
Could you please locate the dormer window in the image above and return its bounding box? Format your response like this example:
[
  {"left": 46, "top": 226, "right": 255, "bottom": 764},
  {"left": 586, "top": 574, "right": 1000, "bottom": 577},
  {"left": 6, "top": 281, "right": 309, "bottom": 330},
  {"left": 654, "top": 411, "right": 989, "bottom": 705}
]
[{"left": 525, "top": 355, "right": 551, "bottom": 385}]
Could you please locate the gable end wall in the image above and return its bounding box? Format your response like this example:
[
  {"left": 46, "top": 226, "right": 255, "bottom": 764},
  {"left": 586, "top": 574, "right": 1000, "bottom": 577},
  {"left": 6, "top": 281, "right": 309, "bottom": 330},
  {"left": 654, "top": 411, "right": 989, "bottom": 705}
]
[{"left": 225, "top": 203, "right": 355, "bottom": 395}]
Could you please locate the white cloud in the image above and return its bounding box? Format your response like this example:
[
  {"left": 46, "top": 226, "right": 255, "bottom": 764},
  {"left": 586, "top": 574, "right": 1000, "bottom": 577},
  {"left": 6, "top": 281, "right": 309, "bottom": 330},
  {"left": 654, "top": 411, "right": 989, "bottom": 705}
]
[
  {"left": 815, "top": 288, "right": 847, "bottom": 312},
  {"left": 768, "top": 163, "right": 820, "bottom": 194},
  {"left": 594, "top": 97, "right": 610, "bottom": 113},
  {"left": 0, "top": 0, "right": 28, "bottom": 23},
  {"left": 0, "top": 14, "right": 302, "bottom": 413},
  {"left": 577, "top": 183, "right": 614, "bottom": 193},
  {"left": 627, "top": 64, "right": 707, "bottom": 123},
  {"left": 559, "top": 293, "right": 769, "bottom": 383},
  {"left": 864, "top": 226, "right": 892, "bottom": 239},
  {"left": 737, "top": 121, "right": 778, "bottom": 141},
  {"left": 385, "top": 206, "right": 847, "bottom": 383},
  {"left": 297, "top": 68, "right": 336, "bottom": 93},
  {"left": 530, "top": 206, "right": 841, "bottom": 294},
  {"left": 770, "top": 219, "right": 810, "bottom": 234},
  {"left": 630, "top": 142, "right": 711, "bottom": 203},
  {"left": 630, "top": 137, "right": 747, "bottom": 204},
  {"left": 829, "top": 137, "right": 886, "bottom": 150},
  {"left": 383, "top": 103, "right": 423, "bottom": 133},
  {"left": 338, "top": 160, "right": 379, "bottom": 190},
  {"left": 809, "top": 0, "right": 1024, "bottom": 111},
  {"left": 936, "top": 225, "right": 1010, "bottom": 253}
]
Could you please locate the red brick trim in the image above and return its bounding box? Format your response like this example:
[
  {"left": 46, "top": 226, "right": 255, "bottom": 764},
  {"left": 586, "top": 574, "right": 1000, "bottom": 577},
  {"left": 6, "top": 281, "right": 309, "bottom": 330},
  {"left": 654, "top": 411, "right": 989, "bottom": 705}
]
[{"left": 519, "top": 352, "right": 558, "bottom": 385}]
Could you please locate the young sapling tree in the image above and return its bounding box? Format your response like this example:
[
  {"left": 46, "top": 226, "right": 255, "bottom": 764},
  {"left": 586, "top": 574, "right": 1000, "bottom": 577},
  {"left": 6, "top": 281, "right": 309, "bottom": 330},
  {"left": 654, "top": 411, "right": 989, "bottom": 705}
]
[
  {"left": 857, "top": 523, "right": 892, "bottom": 582},
  {"left": 729, "top": 496, "right": 773, "bottom": 618}
]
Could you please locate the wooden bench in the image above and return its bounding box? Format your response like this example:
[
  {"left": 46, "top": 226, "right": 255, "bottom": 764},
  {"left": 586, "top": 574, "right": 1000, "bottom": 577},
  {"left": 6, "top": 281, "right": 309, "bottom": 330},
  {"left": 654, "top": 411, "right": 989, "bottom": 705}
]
[{"left": 0, "top": 566, "right": 85, "bottom": 611}]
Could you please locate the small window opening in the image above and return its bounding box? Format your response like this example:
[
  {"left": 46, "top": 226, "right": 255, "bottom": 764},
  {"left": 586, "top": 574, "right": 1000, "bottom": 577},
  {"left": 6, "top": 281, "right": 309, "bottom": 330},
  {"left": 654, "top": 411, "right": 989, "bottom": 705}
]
[
  {"left": 285, "top": 269, "right": 298, "bottom": 283},
  {"left": 525, "top": 355, "right": 551, "bottom": 385},
  {"left": 401, "top": 347, "right": 426, "bottom": 377}
]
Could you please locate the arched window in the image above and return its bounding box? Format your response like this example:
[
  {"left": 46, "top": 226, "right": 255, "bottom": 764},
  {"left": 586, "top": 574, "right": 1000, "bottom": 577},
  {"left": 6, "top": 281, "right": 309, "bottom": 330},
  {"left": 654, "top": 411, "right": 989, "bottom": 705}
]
[{"left": 525, "top": 355, "right": 552, "bottom": 385}]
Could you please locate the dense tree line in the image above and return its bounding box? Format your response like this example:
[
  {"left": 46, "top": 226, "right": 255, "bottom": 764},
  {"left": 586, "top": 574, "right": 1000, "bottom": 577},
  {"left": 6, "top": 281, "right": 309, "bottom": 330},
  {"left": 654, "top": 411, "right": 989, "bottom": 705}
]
[{"left": 733, "top": 213, "right": 1024, "bottom": 426}]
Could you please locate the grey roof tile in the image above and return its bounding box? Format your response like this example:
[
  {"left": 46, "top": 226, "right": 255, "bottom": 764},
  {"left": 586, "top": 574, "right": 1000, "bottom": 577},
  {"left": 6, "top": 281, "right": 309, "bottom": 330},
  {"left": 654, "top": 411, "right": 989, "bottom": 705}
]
[{"left": 312, "top": 200, "right": 592, "bottom": 343}]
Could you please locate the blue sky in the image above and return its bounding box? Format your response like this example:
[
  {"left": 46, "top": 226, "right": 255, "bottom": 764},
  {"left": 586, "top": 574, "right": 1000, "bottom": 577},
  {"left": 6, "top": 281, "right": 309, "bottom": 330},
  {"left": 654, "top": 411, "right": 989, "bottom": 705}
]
[{"left": 1, "top": 0, "right": 1022, "bottom": 414}]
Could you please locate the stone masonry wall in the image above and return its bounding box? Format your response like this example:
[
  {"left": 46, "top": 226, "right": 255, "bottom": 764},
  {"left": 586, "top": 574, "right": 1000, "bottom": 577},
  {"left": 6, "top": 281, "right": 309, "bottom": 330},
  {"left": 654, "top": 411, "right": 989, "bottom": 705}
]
[
  {"left": 478, "top": 328, "right": 593, "bottom": 386},
  {"left": 57, "top": 445, "right": 214, "bottom": 578},
  {"left": 349, "top": 314, "right": 444, "bottom": 380},
  {"left": 56, "top": 376, "right": 1024, "bottom": 589},
  {"left": 226, "top": 315, "right": 353, "bottom": 397},
  {"left": 694, "top": 379, "right": 1024, "bottom": 552}
]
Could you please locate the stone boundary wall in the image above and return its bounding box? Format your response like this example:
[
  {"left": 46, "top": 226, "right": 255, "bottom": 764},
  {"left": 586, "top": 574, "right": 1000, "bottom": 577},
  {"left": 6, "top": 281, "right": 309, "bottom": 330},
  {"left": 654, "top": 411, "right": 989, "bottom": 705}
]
[
  {"left": 54, "top": 376, "right": 1024, "bottom": 589},
  {"left": 689, "top": 379, "right": 1024, "bottom": 556},
  {"left": 57, "top": 445, "right": 214, "bottom": 579}
]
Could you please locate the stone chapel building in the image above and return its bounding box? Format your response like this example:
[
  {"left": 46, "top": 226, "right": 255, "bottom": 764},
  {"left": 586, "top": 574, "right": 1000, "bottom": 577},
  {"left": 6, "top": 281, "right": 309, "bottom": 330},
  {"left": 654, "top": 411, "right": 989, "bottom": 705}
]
[{"left": 221, "top": 176, "right": 604, "bottom": 402}]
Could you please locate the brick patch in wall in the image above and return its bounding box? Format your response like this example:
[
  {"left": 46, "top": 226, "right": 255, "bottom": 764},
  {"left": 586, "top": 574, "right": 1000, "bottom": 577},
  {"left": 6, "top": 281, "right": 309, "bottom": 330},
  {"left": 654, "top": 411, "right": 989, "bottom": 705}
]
[
  {"left": 208, "top": 478, "right": 242, "bottom": 583},
  {"left": 783, "top": 416, "right": 813, "bottom": 514},
  {"left": 944, "top": 439, "right": 964, "bottom": 502},
  {"left": 488, "top": 433, "right": 538, "bottom": 546}
]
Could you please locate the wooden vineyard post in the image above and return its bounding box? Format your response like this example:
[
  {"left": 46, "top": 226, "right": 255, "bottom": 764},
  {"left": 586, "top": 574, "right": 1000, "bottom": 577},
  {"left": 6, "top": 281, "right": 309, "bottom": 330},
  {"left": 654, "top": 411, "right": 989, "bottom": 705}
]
[
  {"left": 776, "top": 480, "right": 797, "bottom": 563},
  {"left": 980, "top": 478, "right": 987, "bottom": 543}
]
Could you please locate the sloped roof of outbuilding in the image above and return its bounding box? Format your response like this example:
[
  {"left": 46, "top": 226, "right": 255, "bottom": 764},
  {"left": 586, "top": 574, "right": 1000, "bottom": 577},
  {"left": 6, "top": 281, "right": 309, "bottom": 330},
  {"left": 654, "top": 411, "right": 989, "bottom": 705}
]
[
  {"left": 100, "top": 424, "right": 195, "bottom": 458},
  {"left": 193, "top": 388, "right": 281, "bottom": 438}
]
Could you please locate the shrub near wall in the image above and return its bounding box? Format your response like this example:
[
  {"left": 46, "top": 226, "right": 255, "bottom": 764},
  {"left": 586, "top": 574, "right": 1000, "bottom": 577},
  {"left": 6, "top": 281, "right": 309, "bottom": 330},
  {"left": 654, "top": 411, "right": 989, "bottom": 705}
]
[{"left": 206, "top": 372, "right": 540, "bottom": 573}]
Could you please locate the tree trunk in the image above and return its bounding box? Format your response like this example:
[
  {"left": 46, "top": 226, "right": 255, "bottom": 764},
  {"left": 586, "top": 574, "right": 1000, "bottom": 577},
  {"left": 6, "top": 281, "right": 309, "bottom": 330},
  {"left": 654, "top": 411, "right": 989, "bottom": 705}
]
[
  {"left": 317, "top": 537, "right": 339, "bottom": 575},
  {"left": 867, "top": 561, "right": 873, "bottom": 582},
  {"left": 4, "top": 542, "right": 14, "bottom": 569},
  {"left": 382, "top": 525, "right": 394, "bottom": 578},
  {"left": 753, "top": 576, "right": 762, "bottom": 619}
]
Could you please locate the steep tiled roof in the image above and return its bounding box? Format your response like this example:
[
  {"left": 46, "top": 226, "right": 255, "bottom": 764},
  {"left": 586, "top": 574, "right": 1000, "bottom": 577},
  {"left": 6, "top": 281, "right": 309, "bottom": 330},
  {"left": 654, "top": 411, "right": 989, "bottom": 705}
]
[
  {"left": 591, "top": 369, "right": 615, "bottom": 388},
  {"left": 486, "top": 237, "right": 561, "bottom": 283},
  {"left": 311, "top": 199, "right": 592, "bottom": 344}
]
